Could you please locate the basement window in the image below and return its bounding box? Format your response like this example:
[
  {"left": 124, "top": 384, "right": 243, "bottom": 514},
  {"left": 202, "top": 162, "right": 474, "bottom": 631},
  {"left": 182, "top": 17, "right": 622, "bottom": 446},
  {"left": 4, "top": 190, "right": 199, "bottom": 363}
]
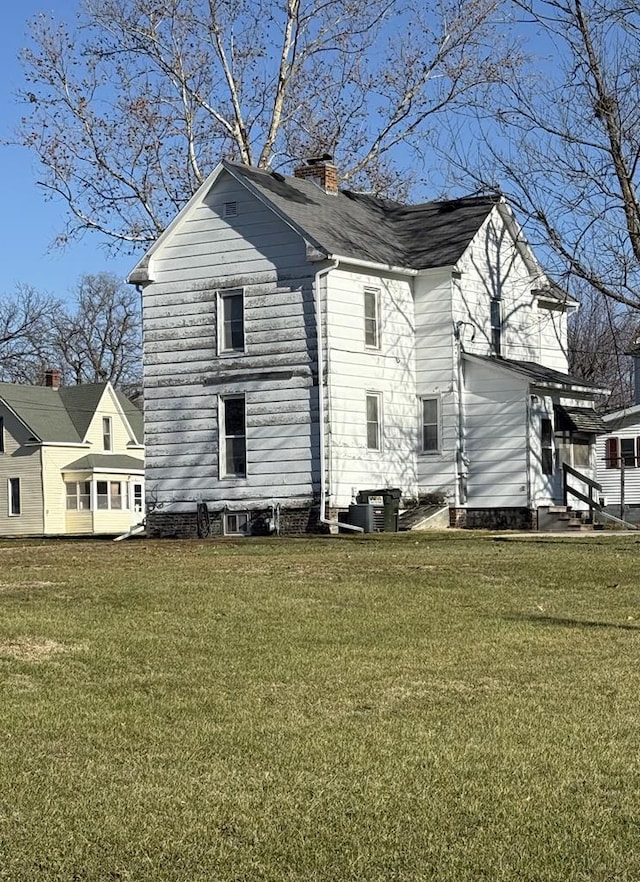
[{"left": 224, "top": 512, "right": 250, "bottom": 535}]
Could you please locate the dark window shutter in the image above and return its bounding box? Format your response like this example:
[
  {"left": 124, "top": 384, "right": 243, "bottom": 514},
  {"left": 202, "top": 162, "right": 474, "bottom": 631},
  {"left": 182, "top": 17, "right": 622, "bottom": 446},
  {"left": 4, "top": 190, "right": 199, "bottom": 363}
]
[{"left": 606, "top": 437, "right": 619, "bottom": 469}]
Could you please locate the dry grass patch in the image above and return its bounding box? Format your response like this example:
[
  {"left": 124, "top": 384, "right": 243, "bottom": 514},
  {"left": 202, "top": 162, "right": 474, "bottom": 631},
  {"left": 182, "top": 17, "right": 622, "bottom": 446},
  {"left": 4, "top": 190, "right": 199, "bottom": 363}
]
[{"left": 0, "top": 636, "right": 82, "bottom": 662}]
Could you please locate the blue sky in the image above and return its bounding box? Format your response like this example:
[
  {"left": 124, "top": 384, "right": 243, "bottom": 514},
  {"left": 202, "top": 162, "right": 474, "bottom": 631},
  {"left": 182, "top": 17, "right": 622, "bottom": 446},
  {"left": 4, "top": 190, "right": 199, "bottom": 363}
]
[{"left": 1, "top": 0, "right": 134, "bottom": 299}]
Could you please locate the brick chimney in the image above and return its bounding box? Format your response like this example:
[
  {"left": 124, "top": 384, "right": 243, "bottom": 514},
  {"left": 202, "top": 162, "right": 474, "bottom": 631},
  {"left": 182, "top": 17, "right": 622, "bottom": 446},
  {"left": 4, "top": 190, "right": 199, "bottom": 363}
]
[
  {"left": 43, "top": 368, "right": 62, "bottom": 389},
  {"left": 294, "top": 154, "right": 339, "bottom": 195}
]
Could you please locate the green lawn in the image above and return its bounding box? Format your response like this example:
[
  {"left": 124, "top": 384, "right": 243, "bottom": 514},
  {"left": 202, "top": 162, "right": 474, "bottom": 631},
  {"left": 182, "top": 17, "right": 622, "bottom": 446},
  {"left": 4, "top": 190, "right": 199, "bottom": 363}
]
[{"left": 1, "top": 532, "right": 640, "bottom": 881}]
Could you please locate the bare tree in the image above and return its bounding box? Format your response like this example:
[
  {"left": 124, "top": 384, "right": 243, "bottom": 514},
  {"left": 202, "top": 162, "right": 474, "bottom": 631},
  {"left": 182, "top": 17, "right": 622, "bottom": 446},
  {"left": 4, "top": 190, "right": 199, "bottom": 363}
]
[
  {"left": 16, "top": 0, "right": 521, "bottom": 251},
  {"left": 0, "top": 285, "right": 60, "bottom": 383},
  {"left": 52, "top": 273, "right": 142, "bottom": 389},
  {"left": 568, "top": 284, "right": 639, "bottom": 409},
  {"left": 446, "top": 0, "right": 640, "bottom": 312},
  {"left": 0, "top": 275, "right": 141, "bottom": 392}
]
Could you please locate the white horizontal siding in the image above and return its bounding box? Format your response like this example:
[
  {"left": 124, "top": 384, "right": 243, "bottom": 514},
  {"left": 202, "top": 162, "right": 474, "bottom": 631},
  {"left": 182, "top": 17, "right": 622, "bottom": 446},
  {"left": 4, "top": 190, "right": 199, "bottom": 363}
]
[
  {"left": 143, "top": 169, "right": 318, "bottom": 509},
  {"left": 463, "top": 360, "right": 529, "bottom": 507},
  {"left": 324, "top": 268, "right": 418, "bottom": 506}
]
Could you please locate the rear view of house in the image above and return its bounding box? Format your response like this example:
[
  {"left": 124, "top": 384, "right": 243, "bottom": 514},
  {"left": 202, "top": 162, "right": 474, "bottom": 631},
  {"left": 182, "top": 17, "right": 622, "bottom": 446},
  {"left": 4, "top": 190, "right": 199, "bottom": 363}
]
[
  {"left": 130, "top": 157, "right": 604, "bottom": 536},
  {"left": 0, "top": 373, "right": 144, "bottom": 537}
]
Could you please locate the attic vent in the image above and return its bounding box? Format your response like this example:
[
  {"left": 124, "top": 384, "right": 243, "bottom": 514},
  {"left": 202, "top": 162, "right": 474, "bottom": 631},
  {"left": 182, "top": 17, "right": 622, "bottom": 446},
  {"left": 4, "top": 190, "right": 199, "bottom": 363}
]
[{"left": 223, "top": 201, "right": 238, "bottom": 218}]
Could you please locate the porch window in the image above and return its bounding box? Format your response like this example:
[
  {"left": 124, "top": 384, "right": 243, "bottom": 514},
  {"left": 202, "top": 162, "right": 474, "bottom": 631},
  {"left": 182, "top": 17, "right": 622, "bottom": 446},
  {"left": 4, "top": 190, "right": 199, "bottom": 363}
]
[
  {"left": 96, "top": 480, "right": 124, "bottom": 510},
  {"left": 541, "top": 417, "right": 553, "bottom": 475},
  {"left": 133, "top": 483, "right": 144, "bottom": 513},
  {"left": 219, "top": 289, "right": 245, "bottom": 353},
  {"left": 221, "top": 395, "right": 247, "bottom": 477},
  {"left": 66, "top": 481, "right": 91, "bottom": 511},
  {"left": 366, "top": 392, "right": 382, "bottom": 450}
]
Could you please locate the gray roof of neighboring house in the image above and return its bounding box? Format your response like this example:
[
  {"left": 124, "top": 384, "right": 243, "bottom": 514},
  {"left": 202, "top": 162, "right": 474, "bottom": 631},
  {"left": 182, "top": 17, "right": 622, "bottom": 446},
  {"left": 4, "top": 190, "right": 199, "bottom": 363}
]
[
  {"left": 63, "top": 454, "right": 144, "bottom": 472},
  {"left": 0, "top": 382, "right": 143, "bottom": 444},
  {"left": 225, "top": 161, "right": 499, "bottom": 270},
  {"left": 466, "top": 355, "right": 606, "bottom": 393}
]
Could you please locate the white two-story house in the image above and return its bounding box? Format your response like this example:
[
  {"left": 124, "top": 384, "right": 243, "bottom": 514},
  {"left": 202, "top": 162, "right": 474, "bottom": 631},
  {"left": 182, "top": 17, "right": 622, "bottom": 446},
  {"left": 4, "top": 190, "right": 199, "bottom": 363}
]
[{"left": 129, "top": 157, "right": 604, "bottom": 536}]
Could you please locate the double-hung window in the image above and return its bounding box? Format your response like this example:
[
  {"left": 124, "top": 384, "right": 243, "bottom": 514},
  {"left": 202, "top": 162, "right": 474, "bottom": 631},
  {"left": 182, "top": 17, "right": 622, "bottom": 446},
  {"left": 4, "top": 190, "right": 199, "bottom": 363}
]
[
  {"left": 364, "top": 288, "right": 380, "bottom": 349},
  {"left": 8, "top": 478, "right": 20, "bottom": 516},
  {"left": 541, "top": 417, "right": 554, "bottom": 475},
  {"left": 103, "top": 417, "right": 112, "bottom": 451},
  {"left": 490, "top": 298, "right": 502, "bottom": 356},
  {"left": 366, "top": 393, "right": 382, "bottom": 451},
  {"left": 606, "top": 437, "right": 640, "bottom": 469},
  {"left": 221, "top": 395, "right": 247, "bottom": 477},
  {"left": 219, "top": 289, "right": 245, "bottom": 353},
  {"left": 66, "top": 481, "right": 91, "bottom": 511},
  {"left": 421, "top": 397, "right": 440, "bottom": 453},
  {"left": 96, "top": 480, "right": 124, "bottom": 510}
]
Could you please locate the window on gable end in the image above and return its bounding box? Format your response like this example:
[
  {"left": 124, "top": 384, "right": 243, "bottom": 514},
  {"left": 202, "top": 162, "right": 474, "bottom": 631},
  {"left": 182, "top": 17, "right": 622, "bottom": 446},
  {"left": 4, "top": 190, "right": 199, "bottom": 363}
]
[
  {"left": 103, "top": 417, "right": 112, "bottom": 451},
  {"left": 0, "top": 416, "right": 4, "bottom": 453},
  {"left": 221, "top": 395, "right": 247, "bottom": 478},
  {"left": 218, "top": 289, "right": 245, "bottom": 353},
  {"left": 8, "top": 478, "right": 21, "bottom": 516},
  {"left": 490, "top": 298, "right": 502, "bottom": 356}
]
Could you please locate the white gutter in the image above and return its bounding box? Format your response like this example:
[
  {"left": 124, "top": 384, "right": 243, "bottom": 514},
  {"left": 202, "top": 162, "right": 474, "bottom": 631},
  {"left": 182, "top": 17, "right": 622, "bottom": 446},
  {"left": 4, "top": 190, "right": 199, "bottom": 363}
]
[
  {"left": 318, "top": 253, "right": 418, "bottom": 277},
  {"left": 314, "top": 260, "right": 363, "bottom": 533}
]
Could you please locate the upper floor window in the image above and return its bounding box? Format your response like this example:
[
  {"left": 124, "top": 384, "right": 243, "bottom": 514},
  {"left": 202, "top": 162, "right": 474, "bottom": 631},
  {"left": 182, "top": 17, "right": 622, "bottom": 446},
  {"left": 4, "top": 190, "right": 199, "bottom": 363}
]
[
  {"left": 221, "top": 395, "right": 247, "bottom": 477},
  {"left": 8, "top": 477, "right": 21, "bottom": 516},
  {"left": 366, "top": 392, "right": 382, "bottom": 450},
  {"left": 421, "top": 397, "right": 440, "bottom": 453},
  {"left": 364, "top": 288, "right": 380, "bottom": 349},
  {"left": 0, "top": 416, "right": 4, "bottom": 453},
  {"left": 606, "top": 437, "right": 640, "bottom": 469},
  {"left": 219, "top": 289, "right": 245, "bottom": 353},
  {"left": 490, "top": 298, "right": 502, "bottom": 356},
  {"left": 102, "top": 417, "right": 112, "bottom": 451}
]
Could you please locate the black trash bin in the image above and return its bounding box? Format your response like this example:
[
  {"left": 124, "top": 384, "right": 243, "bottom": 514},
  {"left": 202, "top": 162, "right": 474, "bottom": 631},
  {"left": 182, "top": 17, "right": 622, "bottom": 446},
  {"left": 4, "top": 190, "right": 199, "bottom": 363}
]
[{"left": 356, "top": 488, "right": 401, "bottom": 532}]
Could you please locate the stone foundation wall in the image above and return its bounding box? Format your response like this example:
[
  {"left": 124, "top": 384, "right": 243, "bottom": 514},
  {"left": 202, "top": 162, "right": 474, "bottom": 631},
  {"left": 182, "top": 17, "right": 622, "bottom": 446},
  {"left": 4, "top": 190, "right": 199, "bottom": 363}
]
[
  {"left": 146, "top": 504, "right": 331, "bottom": 538},
  {"left": 450, "top": 507, "right": 535, "bottom": 531}
]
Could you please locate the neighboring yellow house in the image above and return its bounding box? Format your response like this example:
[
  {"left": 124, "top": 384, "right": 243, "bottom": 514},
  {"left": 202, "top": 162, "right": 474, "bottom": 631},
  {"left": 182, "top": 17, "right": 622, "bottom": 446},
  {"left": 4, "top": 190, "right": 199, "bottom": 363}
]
[{"left": 0, "top": 378, "right": 144, "bottom": 537}]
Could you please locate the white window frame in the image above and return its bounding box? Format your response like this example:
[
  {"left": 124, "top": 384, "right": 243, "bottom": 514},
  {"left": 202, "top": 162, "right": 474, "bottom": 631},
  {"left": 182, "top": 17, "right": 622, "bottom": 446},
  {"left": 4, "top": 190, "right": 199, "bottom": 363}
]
[
  {"left": 490, "top": 298, "right": 502, "bottom": 357},
  {"left": 218, "top": 288, "right": 245, "bottom": 354},
  {"left": 366, "top": 392, "right": 382, "bottom": 451},
  {"left": 220, "top": 394, "right": 247, "bottom": 478},
  {"left": 102, "top": 417, "right": 113, "bottom": 451},
  {"left": 224, "top": 511, "right": 250, "bottom": 536},
  {"left": 65, "top": 480, "right": 91, "bottom": 511},
  {"left": 364, "top": 287, "right": 381, "bottom": 349},
  {"left": 420, "top": 396, "right": 441, "bottom": 454},
  {"left": 95, "top": 479, "right": 125, "bottom": 511},
  {"left": 8, "top": 477, "right": 20, "bottom": 516},
  {"left": 131, "top": 482, "right": 144, "bottom": 513}
]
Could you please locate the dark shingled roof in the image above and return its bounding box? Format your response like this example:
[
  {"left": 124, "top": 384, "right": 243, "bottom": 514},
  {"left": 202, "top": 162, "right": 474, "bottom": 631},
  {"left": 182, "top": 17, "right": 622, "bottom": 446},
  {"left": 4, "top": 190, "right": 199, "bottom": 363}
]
[
  {"left": 466, "top": 355, "right": 606, "bottom": 392},
  {"left": 225, "top": 161, "right": 498, "bottom": 270},
  {"left": 0, "top": 382, "right": 143, "bottom": 444},
  {"left": 555, "top": 405, "right": 607, "bottom": 433}
]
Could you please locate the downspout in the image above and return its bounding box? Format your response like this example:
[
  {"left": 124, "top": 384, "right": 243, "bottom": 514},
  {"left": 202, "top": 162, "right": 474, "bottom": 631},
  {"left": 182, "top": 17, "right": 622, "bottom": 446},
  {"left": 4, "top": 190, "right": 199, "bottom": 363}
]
[
  {"left": 314, "top": 260, "right": 364, "bottom": 532},
  {"left": 454, "top": 321, "right": 471, "bottom": 505}
]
